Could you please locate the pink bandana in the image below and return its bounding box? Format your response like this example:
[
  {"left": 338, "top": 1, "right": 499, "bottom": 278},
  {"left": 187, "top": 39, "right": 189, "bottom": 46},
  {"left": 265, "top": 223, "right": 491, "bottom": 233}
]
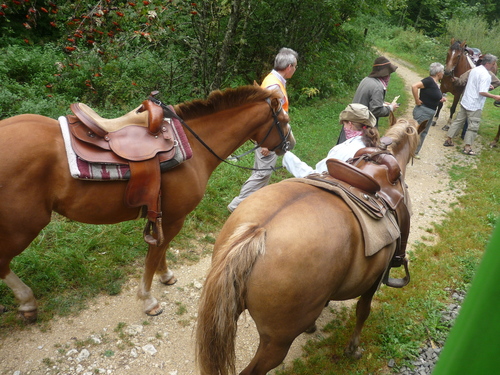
[
  {"left": 345, "top": 129, "right": 363, "bottom": 139},
  {"left": 378, "top": 75, "right": 390, "bottom": 88}
]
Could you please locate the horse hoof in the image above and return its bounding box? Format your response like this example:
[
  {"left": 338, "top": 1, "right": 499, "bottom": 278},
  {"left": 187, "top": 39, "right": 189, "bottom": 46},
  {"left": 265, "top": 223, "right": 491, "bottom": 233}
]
[
  {"left": 345, "top": 347, "right": 364, "bottom": 360},
  {"left": 304, "top": 324, "right": 317, "bottom": 334},
  {"left": 161, "top": 275, "right": 177, "bottom": 286},
  {"left": 146, "top": 305, "right": 164, "bottom": 317},
  {"left": 19, "top": 310, "right": 37, "bottom": 323}
]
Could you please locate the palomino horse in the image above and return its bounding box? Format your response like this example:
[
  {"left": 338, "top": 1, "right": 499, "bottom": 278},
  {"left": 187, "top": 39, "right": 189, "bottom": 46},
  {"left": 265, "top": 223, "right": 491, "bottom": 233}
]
[
  {"left": 196, "top": 119, "right": 418, "bottom": 375},
  {"left": 435, "top": 38, "right": 474, "bottom": 128},
  {"left": 0, "top": 85, "right": 294, "bottom": 322}
]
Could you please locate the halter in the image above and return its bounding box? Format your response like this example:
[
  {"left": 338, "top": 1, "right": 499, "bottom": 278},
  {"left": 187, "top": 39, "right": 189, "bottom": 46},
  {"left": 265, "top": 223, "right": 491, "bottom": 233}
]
[
  {"left": 446, "top": 45, "right": 465, "bottom": 77},
  {"left": 148, "top": 94, "right": 291, "bottom": 172}
]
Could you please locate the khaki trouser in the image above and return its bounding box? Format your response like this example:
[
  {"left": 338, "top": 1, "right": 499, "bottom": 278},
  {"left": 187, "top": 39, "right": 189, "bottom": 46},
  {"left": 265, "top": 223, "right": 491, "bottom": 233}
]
[
  {"left": 228, "top": 149, "right": 278, "bottom": 211},
  {"left": 447, "top": 104, "right": 482, "bottom": 146}
]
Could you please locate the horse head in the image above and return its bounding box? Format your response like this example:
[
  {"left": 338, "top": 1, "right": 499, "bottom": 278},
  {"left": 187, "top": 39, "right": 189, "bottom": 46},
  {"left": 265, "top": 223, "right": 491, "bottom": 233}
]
[
  {"left": 260, "top": 96, "right": 296, "bottom": 155},
  {"left": 444, "top": 39, "right": 467, "bottom": 76},
  {"left": 385, "top": 118, "right": 419, "bottom": 175}
]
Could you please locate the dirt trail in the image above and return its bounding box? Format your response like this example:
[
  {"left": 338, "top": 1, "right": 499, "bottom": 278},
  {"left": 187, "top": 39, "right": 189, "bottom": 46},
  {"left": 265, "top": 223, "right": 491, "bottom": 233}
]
[{"left": 0, "top": 56, "right": 472, "bottom": 375}]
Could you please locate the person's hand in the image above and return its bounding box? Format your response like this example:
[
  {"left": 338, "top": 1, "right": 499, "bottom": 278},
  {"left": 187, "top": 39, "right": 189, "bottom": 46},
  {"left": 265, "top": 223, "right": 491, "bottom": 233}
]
[
  {"left": 415, "top": 99, "right": 422, "bottom": 106},
  {"left": 260, "top": 147, "right": 270, "bottom": 156},
  {"left": 391, "top": 102, "right": 400, "bottom": 111},
  {"left": 441, "top": 97, "right": 447, "bottom": 102}
]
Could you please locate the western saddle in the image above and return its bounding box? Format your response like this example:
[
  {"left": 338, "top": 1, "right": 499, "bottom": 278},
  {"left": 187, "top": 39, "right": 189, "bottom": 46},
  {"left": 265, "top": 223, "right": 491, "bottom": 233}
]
[
  {"left": 308, "top": 139, "right": 411, "bottom": 288},
  {"left": 67, "top": 97, "right": 179, "bottom": 246}
]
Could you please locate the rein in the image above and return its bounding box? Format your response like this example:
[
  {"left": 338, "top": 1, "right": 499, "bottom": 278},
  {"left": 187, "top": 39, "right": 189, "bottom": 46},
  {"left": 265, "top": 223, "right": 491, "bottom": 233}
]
[{"left": 148, "top": 94, "right": 291, "bottom": 172}]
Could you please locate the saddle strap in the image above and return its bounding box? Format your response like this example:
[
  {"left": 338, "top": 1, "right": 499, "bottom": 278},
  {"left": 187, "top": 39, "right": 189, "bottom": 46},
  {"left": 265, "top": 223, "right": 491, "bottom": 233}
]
[
  {"left": 392, "top": 198, "right": 411, "bottom": 267},
  {"left": 125, "top": 156, "right": 164, "bottom": 246}
]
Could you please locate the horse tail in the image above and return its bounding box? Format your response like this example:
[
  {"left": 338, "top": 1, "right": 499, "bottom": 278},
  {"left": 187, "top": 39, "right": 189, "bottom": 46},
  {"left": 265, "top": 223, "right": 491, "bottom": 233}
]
[{"left": 196, "top": 223, "right": 266, "bottom": 375}]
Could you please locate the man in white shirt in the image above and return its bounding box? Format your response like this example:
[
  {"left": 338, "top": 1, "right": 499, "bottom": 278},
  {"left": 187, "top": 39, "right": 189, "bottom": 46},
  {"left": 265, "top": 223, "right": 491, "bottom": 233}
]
[{"left": 443, "top": 54, "right": 500, "bottom": 155}]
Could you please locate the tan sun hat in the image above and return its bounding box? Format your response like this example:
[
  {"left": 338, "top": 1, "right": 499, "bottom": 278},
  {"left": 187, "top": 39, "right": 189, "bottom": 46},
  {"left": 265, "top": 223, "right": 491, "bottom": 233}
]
[{"left": 339, "top": 103, "right": 376, "bottom": 127}]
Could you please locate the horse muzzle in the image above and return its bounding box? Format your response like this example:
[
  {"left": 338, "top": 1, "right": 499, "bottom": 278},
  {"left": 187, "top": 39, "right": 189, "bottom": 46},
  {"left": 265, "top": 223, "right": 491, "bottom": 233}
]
[{"left": 275, "top": 127, "right": 296, "bottom": 155}]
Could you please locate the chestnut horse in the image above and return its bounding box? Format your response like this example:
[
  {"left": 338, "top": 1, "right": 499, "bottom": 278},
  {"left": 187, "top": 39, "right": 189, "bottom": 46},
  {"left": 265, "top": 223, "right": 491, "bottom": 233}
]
[
  {"left": 435, "top": 38, "right": 474, "bottom": 128},
  {"left": 196, "top": 119, "right": 418, "bottom": 375},
  {"left": 0, "top": 85, "right": 294, "bottom": 322}
]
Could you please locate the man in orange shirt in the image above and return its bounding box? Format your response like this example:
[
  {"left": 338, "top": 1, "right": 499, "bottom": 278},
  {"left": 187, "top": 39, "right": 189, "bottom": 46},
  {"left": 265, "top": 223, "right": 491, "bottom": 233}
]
[{"left": 228, "top": 47, "right": 299, "bottom": 212}]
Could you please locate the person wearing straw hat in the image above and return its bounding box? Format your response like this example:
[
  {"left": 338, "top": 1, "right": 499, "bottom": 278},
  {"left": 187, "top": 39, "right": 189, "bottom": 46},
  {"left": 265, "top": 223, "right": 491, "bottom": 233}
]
[
  {"left": 337, "top": 56, "right": 399, "bottom": 144},
  {"left": 283, "top": 103, "right": 378, "bottom": 178}
]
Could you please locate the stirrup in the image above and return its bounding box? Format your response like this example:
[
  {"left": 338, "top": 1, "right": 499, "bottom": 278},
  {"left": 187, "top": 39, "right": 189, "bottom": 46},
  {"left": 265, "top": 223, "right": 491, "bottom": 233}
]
[{"left": 382, "top": 257, "right": 410, "bottom": 288}]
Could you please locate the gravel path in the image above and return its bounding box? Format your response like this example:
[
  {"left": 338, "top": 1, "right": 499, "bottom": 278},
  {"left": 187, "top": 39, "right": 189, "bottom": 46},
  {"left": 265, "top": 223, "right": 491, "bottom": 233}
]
[{"left": 0, "top": 55, "right": 477, "bottom": 375}]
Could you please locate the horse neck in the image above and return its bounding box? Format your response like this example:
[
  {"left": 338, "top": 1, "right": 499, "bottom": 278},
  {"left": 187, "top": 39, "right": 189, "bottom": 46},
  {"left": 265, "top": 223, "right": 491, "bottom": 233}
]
[
  {"left": 186, "top": 102, "right": 270, "bottom": 170},
  {"left": 455, "top": 53, "right": 472, "bottom": 76},
  {"left": 392, "top": 142, "right": 413, "bottom": 178}
]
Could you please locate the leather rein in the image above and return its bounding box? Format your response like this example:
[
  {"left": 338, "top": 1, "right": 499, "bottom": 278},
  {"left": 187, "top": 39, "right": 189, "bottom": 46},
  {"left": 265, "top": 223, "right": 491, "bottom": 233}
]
[{"left": 149, "top": 94, "right": 292, "bottom": 172}]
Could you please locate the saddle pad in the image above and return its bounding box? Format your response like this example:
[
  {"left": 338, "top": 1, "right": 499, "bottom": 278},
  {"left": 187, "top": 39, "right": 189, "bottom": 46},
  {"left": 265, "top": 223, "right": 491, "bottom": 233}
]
[
  {"left": 284, "top": 178, "right": 401, "bottom": 257},
  {"left": 59, "top": 113, "right": 192, "bottom": 180}
]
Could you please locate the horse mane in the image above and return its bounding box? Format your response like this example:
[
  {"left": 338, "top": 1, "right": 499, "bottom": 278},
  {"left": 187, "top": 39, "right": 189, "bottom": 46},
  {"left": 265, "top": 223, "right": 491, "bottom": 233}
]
[
  {"left": 173, "top": 85, "right": 280, "bottom": 121},
  {"left": 384, "top": 118, "right": 419, "bottom": 156}
]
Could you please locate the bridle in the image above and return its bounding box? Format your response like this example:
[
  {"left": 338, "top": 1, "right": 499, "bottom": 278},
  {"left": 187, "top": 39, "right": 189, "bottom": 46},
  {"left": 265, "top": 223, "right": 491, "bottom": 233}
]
[
  {"left": 148, "top": 94, "right": 292, "bottom": 171},
  {"left": 445, "top": 46, "right": 465, "bottom": 77}
]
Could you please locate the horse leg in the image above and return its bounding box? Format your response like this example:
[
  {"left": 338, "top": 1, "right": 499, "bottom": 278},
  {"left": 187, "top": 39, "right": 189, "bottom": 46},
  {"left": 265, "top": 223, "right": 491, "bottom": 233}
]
[
  {"left": 156, "top": 248, "right": 177, "bottom": 285},
  {"left": 239, "top": 336, "right": 295, "bottom": 375},
  {"left": 344, "top": 276, "right": 382, "bottom": 359},
  {"left": 0, "top": 210, "right": 51, "bottom": 322},
  {"left": 2, "top": 270, "right": 38, "bottom": 322},
  {"left": 137, "top": 219, "right": 184, "bottom": 316},
  {"left": 434, "top": 101, "right": 443, "bottom": 120},
  {"left": 443, "top": 94, "right": 461, "bottom": 130},
  {"left": 490, "top": 125, "right": 500, "bottom": 147}
]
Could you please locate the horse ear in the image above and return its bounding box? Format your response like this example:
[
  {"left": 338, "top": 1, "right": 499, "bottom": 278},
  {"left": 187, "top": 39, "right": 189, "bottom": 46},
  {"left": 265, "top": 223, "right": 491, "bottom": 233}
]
[
  {"left": 271, "top": 97, "right": 281, "bottom": 110},
  {"left": 253, "top": 81, "right": 259, "bottom": 87},
  {"left": 461, "top": 41, "right": 467, "bottom": 48},
  {"left": 450, "top": 38, "right": 455, "bottom": 45}
]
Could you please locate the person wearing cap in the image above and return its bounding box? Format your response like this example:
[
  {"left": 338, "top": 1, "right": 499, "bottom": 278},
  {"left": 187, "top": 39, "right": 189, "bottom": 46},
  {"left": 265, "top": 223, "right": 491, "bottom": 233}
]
[
  {"left": 283, "top": 103, "right": 379, "bottom": 178},
  {"left": 337, "top": 56, "right": 399, "bottom": 144}
]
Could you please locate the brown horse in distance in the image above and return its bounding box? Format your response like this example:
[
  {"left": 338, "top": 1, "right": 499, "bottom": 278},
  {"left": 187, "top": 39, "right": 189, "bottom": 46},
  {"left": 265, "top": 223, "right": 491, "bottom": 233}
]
[
  {"left": 0, "top": 85, "right": 294, "bottom": 322},
  {"left": 435, "top": 38, "right": 474, "bottom": 128},
  {"left": 196, "top": 119, "right": 419, "bottom": 375}
]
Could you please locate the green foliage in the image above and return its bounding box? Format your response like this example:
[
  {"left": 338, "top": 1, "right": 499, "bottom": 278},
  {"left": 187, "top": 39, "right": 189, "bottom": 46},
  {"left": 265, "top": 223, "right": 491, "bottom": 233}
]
[
  {"left": 0, "top": 0, "right": 373, "bottom": 116},
  {"left": 445, "top": 15, "right": 500, "bottom": 56}
]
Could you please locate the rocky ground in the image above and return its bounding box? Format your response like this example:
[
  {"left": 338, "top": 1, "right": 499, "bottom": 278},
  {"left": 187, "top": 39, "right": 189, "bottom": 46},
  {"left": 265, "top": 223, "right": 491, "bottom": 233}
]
[{"left": 0, "top": 55, "right": 480, "bottom": 375}]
